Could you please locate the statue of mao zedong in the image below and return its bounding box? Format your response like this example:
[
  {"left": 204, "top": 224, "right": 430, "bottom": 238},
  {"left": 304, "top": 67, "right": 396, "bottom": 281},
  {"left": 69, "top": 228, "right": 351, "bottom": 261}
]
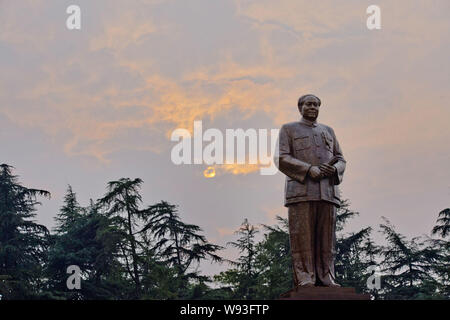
[{"left": 275, "top": 94, "right": 346, "bottom": 287}]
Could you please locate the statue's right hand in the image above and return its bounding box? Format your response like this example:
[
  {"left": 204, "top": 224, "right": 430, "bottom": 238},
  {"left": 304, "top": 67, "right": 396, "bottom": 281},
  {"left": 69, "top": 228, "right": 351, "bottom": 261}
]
[{"left": 308, "top": 166, "right": 322, "bottom": 180}]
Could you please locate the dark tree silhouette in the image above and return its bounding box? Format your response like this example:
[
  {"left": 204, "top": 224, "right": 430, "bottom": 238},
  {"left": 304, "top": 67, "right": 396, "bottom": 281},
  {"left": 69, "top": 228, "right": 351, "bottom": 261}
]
[
  {"left": 0, "top": 164, "right": 50, "bottom": 299},
  {"left": 141, "top": 201, "right": 223, "bottom": 298},
  {"left": 335, "top": 200, "right": 379, "bottom": 295},
  {"left": 97, "top": 178, "right": 149, "bottom": 297},
  {"left": 215, "top": 219, "right": 260, "bottom": 299},
  {"left": 253, "top": 216, "right": 293, "bottom": 299},
  {"left": 379, "top": 218, "right": 442, "bottom": 299},
  {"left": 432, "top": 208, "right": 450, "bottom": 238}
]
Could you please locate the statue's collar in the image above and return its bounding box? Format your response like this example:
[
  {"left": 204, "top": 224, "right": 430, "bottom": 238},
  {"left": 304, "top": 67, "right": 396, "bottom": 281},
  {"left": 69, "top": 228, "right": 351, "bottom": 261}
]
[{"left": 300, "top": 117, "right": 318, "bottom": 127}]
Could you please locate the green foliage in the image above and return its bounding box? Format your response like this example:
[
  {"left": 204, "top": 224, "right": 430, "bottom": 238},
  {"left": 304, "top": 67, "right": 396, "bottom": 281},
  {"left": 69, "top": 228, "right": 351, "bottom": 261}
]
[
  {"left": 432, "top": 208, "right": 450, "bottom": 238},
  {"left": 0, "top": 164, "right": 51, "bottom": 299},
  {"left": 214, "top": 217, "right": 293, "bottom": 300},
  {"left": 215, "top": 219, "right": 260, "bottom": 299},
  {"left": 143, "top": 201, "right": 223, "bottom": 276},
  {"left": 45, "top": 178, "right": 223, "bottom": 300},
  {"left": 140, "top": 201, "right": 223, "bottom": 299},
  {"left": 97, "top": 178, "right": 148, "bottom": 298},
  {"left": 378, "top": 218, "right": 448, "bottom": 299},
  {"left": 335, "top": 200, "right": 379, "bottom": 296},
  {"left": 253, "top": 217, "right": 293, "bottom": 299},
  {"left": 430, "top": 207, "right": 450, "bottom": 297},
  {"left": 46, "top": 194, "right": 126, "bottom": 299}
]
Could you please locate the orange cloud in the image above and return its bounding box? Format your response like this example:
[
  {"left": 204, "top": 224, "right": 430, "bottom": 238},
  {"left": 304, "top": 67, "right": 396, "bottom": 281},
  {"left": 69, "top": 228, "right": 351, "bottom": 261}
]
[{"left": 1, "top": 0, "right": 449, "bottom": 177}]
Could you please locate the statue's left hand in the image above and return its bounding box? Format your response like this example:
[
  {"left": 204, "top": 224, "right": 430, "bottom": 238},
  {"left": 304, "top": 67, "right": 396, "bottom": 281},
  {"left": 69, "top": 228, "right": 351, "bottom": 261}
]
[{"left": 319, "top": 164, "right": 336, "bottom": 177}]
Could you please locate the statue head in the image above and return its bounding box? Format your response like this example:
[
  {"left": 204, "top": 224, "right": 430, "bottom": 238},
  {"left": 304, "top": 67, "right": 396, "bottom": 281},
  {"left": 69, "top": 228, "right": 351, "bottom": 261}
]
[{"left": 298, "top": 94, "right": 321, "bottom": 121}]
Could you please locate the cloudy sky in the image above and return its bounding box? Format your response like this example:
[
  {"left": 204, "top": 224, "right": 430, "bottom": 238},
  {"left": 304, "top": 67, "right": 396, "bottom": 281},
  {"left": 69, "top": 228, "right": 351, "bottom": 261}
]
[{"left": 1, "top": 0, "right": 449, "bottom": 276}]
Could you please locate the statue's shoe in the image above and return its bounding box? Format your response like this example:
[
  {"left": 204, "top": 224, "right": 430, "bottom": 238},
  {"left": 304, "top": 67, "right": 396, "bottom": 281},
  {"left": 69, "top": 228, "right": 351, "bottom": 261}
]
[
  {"left": 319, "top": 277, "right": 341, "bottom": 287},
  {"left": 298, "top": 282, "right": 316, "bottom": 288}
]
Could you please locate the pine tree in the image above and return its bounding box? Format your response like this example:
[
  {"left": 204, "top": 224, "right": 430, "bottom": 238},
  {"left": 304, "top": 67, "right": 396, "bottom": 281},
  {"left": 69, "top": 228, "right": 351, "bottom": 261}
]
[
  {"left": 432, "top": 208, "right": 450, "bottom": 238},
  {"left": 215, "top": 219, "right": 259, "bottom": 299},
  {"left": 54, "top": 185, "right": 83, "bottom": 234},
  {"left": 253, "top": 216, "right": 293, "bottom": 299},
  {"left": 0, "top": 164, "right": 50, "bottom": 299},
  {"left": 429, "top": 208, "right": 450, "bottom": 298},
  {"left": 47, "top": 191, "right": 127, "bottom": 299},
  {"left": 379, "top": 218, "right": 441, "bottom": 299},
  {"left": 335, "top": 200, "right": 379, "bottom": 295},
  {"left": 97, "top": 178, "right": 148, "bottom": 298},
  {"left": 141, "top": 201, "right": 223, "bottom": 299}
]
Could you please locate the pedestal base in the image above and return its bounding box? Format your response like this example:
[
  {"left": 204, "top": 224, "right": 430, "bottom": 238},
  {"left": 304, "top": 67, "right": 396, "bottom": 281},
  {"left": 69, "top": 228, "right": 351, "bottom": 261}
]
[{"left": 279, "top": 287, "right": 370, "bottom": 300}]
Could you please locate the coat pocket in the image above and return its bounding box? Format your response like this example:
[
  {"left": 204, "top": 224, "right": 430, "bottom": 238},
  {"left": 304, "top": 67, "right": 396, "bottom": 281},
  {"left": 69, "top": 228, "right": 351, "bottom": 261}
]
[
  {"left": 293, "top": 135, "right": 311, "bottom": 151},
  {"left": 321, "top": 131, "right": 334, "bottom": 152},
  {"left": 286, "top": 179, "right": 307, "bottom": 199}
]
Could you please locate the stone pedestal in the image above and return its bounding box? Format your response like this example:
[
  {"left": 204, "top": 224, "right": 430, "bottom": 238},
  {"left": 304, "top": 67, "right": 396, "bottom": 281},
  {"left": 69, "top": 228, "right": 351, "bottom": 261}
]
[{"left": 280, "top": 287, "right": 370, "bottom": 300}]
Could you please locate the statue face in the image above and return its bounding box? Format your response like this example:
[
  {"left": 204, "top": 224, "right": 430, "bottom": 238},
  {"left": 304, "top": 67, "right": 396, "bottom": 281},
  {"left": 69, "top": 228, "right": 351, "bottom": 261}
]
[{"left": 300, "top": 96, "right": 320, "bottom": 121}]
